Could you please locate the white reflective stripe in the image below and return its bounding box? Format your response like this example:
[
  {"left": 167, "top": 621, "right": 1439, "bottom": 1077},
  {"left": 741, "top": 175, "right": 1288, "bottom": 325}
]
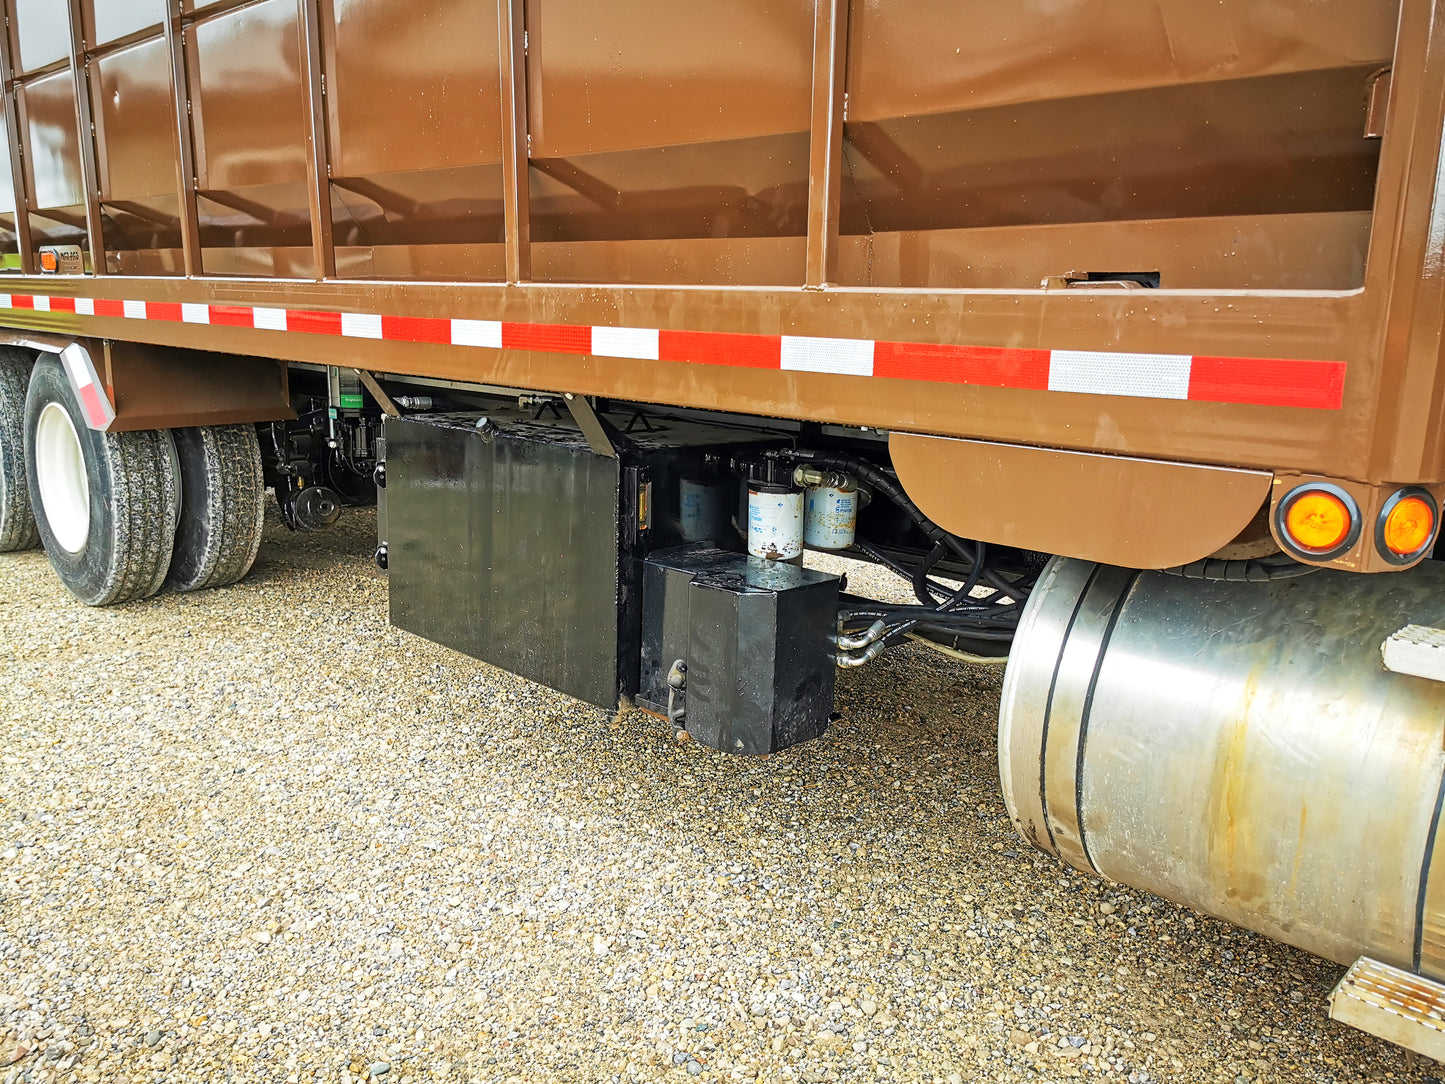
[
  {"left": 122, "top": 299, "right": 147, "bottom": 320},
  {"left": 32, "top": 295, "right": 49, "bottom": 312},
  {"left": 592, "top": 326, "right": 659, "bottom": 360},
  {"left": 451, "top": 318, "right": 503, "bottom": 348},
  {"left": 1047, "top": 350, "right": 1192, "bottom": 400},
  {"left": 252, "top": 307, "right": 288, "bottom": 331},
  {"left": 341, "top": 311, "right": 383, "bottom": 338},
  {"left": 58, "top": 342, "right": 92, "bottom": 389},
  {"left": 74, "top": 297, "right": 94, "bottom": 316},
  {"left": 60, "top": 342, "right": 115, "bottom": 429},
  {"left": 181, "top": 302, "right": 210, "bottom": 324},
  {"left": 0, "top": 294, "right": 11, "bottom": 310},
  {"left": 780, "top": 335, "right": 875, "bottom": 377}
]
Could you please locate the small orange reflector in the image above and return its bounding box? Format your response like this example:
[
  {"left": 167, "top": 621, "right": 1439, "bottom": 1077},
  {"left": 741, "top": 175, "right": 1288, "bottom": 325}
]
[
  {"left": 38, "top": 250, "right": 57, "bottom": 273},
  {"left": 1284, "top": 491, "right": 1352, "bottom": 553},
  {"left": 1383, "top": 495, "right": 1436, "bottom": 557}
]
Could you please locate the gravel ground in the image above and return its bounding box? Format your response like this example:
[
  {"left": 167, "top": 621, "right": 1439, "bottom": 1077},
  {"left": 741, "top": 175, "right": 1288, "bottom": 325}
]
[{"left": 0, "top": 507, "right": 1439, "bottom": 1084}]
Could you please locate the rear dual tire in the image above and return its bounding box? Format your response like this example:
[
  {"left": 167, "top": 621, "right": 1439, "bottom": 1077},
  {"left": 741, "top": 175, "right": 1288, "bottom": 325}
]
[
  {"left": 25, "top": 357, "right": 179, "bottom": 606},
  {"left": 0, "top": 349, "right": 39, "bottom": 552},
  {"left": 22, "top": 357, "right": 266, "bottom": 605},
  {"left": 167, "top": 424, "right": 266, "bottom": 593}
]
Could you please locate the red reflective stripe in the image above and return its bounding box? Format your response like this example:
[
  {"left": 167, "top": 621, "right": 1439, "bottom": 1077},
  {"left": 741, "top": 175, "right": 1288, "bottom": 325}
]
[
  {"left": 502, "top": 322, "right": 591, "bottom": 353},
  {"left": 1188, "top": 356, "right": 1346, "bottom": 410},
  {"left": 0, "top": 289, "right": 1356, "bottom": 410},
  {"left": 873, "top": 341, "right": 1051, "bottom": 389},
  {"left": 209, "top": 304, "right": 254, "bottom": 327},
  {"left": 381, "top": 315, "right": 451, "bottom": 345},
  {"left": 658, "top": 329, "right": 782, "bottom": 369},
  {"left": 78, "top": 382, "right": 108, "bottom": 426},
  {"left": 287, "top": 309, "right": 344, "bottom": 335}
]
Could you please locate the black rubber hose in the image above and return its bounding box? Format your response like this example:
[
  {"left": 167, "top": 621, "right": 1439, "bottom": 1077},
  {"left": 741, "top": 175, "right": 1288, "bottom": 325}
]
[
  {"left": 787, "top": 447, "right": 1034, "bottom": 600},
  {"left": 912, "top": 541, "right": 950, "bottom": 606},
  {"left": 787, "top": 449, "right": 977, "bottom": 566}
]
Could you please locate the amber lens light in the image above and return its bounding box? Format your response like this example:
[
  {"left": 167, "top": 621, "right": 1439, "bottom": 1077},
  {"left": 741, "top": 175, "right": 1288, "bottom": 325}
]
[
  {"left": 1284, "top": 491, "right": 1352, "bottom": 553},
  {"left": 1383, "top": 495, "right": 1436, "bottom": 557}
]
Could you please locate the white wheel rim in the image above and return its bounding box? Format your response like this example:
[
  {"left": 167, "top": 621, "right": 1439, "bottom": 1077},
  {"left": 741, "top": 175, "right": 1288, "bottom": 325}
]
[{"left": 35, "top": 401, "right": 90, "bottom": 553}]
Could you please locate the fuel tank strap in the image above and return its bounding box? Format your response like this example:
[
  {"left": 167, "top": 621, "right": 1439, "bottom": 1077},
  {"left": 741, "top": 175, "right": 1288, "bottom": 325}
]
[
  {"left": 1417, "top": 769, "right": 1445, "bottom": 975},
  {"left": 1037, "top": 564, "right": 1139, "bottom": 875}
]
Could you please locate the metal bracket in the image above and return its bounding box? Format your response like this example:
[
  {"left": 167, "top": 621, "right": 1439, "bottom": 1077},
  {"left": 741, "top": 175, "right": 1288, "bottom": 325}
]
[
  {"left": 1330, "top": 957, "right": 1445, "bottom": 1060},
  {"left": 1383, "top": 625, "right": 1445, "bottom": 682},
  {"left": 563, "top": 391, "right": 628, "bottom": 458},
  {"left": 352, "top": 369, "right": 401, "bottom": 417}
]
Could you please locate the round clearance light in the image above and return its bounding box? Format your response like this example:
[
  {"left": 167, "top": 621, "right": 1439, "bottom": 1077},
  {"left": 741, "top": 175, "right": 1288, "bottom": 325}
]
[
  {"left": 1376, "top": 488, "right": 1439, "bottom": 565},
  {"left": 1276, "top": 483, "right": 1360, "bottom": 561}
]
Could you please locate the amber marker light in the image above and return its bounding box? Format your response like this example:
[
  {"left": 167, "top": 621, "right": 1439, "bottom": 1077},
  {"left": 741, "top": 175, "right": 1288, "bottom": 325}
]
[
  {"left": 1376, "top": 488, "right": 1439, "bottom": 566},
  {"left": 1275, "top": 484, "right": 1361, "bottom": 561},
  {"left": 1285, "top": 492, "right": 1350, "bottom": 550}
]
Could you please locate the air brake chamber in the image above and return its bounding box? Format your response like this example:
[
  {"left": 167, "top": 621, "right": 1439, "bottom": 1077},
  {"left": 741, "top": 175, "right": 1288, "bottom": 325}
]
[{"left": 1000, "top": 558, "right": 1445, "bottom": 980}]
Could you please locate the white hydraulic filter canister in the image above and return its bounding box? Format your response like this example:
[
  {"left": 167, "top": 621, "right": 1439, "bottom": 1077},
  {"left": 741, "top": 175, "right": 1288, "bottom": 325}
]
[
  {"left": 804, "top": 484, "right": 858, "bottom": 550},
  {"left": 747, "top": 486, "right": 804, "bottom": 561}
]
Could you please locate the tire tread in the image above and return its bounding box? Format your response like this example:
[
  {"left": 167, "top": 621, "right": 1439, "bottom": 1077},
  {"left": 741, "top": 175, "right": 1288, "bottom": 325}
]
[
  {"left": 167, "top": 424, "right": 265, "bottom": 592},
  {"left": 99, "top": 428, "right": 178, "bottom": 605},
  {"left": 0, "top": 354, "right": 38, "bottom": 552}
]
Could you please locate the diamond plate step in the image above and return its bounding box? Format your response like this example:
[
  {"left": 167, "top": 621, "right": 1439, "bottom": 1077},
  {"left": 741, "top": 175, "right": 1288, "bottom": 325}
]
[
  {"left": 1329, "top": 957, "right": 1445, "bottom": 1061},
  {"left": 1382, "top": 625, "right": 1445, "bottom": 682}
]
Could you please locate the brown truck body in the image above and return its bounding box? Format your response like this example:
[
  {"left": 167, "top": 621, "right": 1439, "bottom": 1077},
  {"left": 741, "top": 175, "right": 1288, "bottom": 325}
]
[
  {"left": 0, "top": 0, "right": 1436, "bottom": 568},
  {"left": 13, "top": 4, "right": 1445, "bottom": 1043}
]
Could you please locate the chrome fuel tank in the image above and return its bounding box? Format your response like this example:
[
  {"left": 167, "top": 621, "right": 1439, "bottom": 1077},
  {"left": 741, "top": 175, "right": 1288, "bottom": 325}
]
[{"left": 1000, "top": 558, "right": 1445, "bottom": 979}]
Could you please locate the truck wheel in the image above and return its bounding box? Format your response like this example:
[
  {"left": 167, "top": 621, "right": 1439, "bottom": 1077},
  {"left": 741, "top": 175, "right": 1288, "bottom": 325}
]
[
  {"left": 23, "top": 355, "right": 178, "bottom": 606},
  {"left": 166, "top": 425, "right": 266, "bottom": 592},
  {"left": 0, "top": 350, "right": 38, "bottom": 552}
]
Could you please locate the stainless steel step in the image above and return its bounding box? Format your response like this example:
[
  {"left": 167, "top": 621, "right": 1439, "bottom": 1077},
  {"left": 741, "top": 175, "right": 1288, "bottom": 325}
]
[
  {"left": 1382, "top": 625, "right": 1445, "bottom": 682},
  {"left": 1329, "top": 957, "right": 1445, "bottom": 1061}
]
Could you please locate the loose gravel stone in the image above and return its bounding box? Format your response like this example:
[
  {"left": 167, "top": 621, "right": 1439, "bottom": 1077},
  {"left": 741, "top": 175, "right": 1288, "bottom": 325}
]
[{"left": 0, "top": 506, "right": 1438, "bottom": 1082}]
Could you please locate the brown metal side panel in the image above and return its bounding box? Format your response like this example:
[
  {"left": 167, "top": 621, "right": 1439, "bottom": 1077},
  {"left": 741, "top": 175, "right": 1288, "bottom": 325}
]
[
  {"left": 1, "top": 0, "right": 1445, "bottom": 498},
  {"left": 19, "top": 72, "right": 83, "bottom": 215},
  {"left": 325, "top": 0, "right": 503, "bottom": 178},
  {"left": 525, "top": 0, "right": 812, "bottom": 158},
  {"left": 846, "top": 1, "right": 1399, "bottom": 122},
  {"left": 1359, "top": 0, "right": 1445, "bottom": 483},
  {"left": 889, "top": 434, "right": 1274, "bottom": 572},
  {"left": 0, "top": 278, "right": 1362, "bottom": 474},
  {"left": 188, "top": 0, "right": 313, "bottom": 277},
  {"left": 102, "top": 339, "right": 292, "bottom": 430}
]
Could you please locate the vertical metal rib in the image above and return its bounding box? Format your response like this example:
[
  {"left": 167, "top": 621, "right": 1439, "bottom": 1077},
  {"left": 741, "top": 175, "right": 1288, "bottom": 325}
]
[
  {"left": 299, "top": 0, "right": 335, "bottom": 280},
  {"left": 498, "top": 0, "right": 531, "bottom": 284},
  {"left": 804, "top": 0, "right": 848, "bottom": 288},
  {"left": 0, "top": 2, "right": 32, "bottom": 274},
  {"left": 163, "top": 0, "right": 201, "bottom": 277},
  {"left": 65, "top": 0, "right": 105, "bottom": 275}
]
